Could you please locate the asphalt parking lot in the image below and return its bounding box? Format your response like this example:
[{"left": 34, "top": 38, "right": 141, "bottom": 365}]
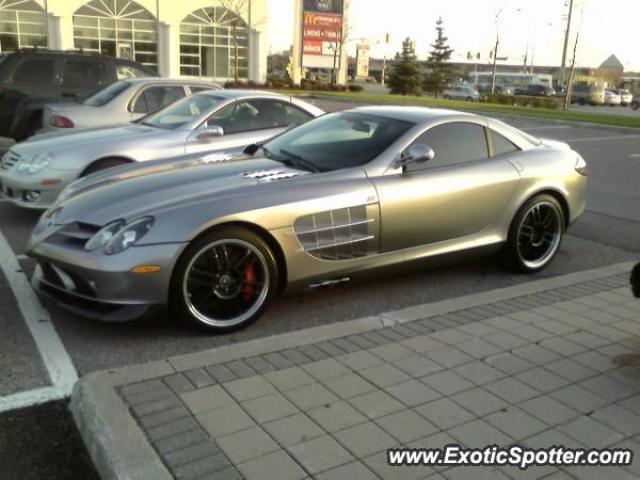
[{"left": 0, "top": 97, "right": 639, "bottom": 402}]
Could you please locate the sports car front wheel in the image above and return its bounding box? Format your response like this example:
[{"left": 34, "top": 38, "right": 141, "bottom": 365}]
[
  {"left": 171, "top": 227, "right": 278, "bottom": 332},
  {"left": 505, "top": 194, "right": 564, "bottom": 273}
]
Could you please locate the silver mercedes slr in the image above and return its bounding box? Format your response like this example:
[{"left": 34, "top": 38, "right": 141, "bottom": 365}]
[
  {"left": 27, "top": 106, "right": 587, "bottom": 332},
  {"left": 0, "top": 90, "right": 323, "bottom": 209}
]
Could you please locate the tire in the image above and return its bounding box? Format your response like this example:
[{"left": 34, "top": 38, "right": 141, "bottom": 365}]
[
  {"left": 632, "top": 102, "right": 639, "bottom": 111},
  {"left": 504, "top": 194, "right": 565, "bottom": 273},
  {"left": 578, "top": 98, "right": 586, "bottom": 105},
  {"left": 81, "top": 157, "right": 129, "bottom": 177},
  {"left": 444, "top": 95, "right": 451, "bottom": 100},
  {"left": 465, "top": 96, "right": 473, "bottom": 102},
  {"left": 171, "top": 226, "right": 279, "bottom": 332}
]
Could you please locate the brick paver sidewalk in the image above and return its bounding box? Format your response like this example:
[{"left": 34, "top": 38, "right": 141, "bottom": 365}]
[{"left": 74, "top": 266, "right": 640, "bottom": 480}]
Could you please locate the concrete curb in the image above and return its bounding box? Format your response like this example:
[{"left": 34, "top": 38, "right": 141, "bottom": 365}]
[
  {"left": 70, "top": 361, "right": 176, "bottom": 480},
  {"left": 70, "top": 260, "right": 635, "bottom": 480}
]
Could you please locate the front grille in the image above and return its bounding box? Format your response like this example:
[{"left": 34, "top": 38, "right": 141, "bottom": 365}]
[
  {"left": 39, "top": 261, "right": 97, "bottom": 298},
  {"left": 1, "top": 150, "right": 21, "bottom": 171}
]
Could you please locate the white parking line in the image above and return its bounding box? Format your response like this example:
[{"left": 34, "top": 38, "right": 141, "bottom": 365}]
[
  {"left": 631, "top": 154, "right": 640, "bottom": 158},
  {"left": 565, "top": 134, "right": 640, "bottom": 143},
  {"left": 0, "top": 231, "right": 78, "bottom": 413}
]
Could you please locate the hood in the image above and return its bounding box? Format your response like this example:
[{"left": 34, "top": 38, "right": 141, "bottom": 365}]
[
  {"left": 15, "top": 123, "right": 162, "bottom": 155},
  {"left": 54, "top": 155, "right": 311, "bottom": 226}
]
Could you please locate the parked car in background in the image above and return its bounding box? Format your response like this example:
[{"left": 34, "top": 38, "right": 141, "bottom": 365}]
[
  {"left": 39, "top": 78, "right": 221, "bottom": 134},
  {"left": 514, "top": 84, "right": 554, "bottom": 96},
  {"left": 0, "top": 90, "right": 323, "bottom": 209},
  {"left": 443, "top": 85, "right": 480, "bottom": 101},
  {"left": 611, "top": 88, "right": 633, "bottom": 106},
  {"left": 25, "top": 107, "right": 587, "bottom": 331},
  {"left": 604, "top": 89, "right": 622, "bottom": 106},
  {"left": 570, "top": 84, "right": 605, "bottom": 105},
  {"left": 631, "top": 95, "right": 640, "bottom": 110},
  {"left": 0, "top": 49, "right": 157, "bottom": 141},
  {"left": 476, "top": 83, "right": 512, "bottom": 95}
]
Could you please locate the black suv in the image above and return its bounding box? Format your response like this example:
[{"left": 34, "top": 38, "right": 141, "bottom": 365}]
[{"left": 0, "top": 49, "right": 157, "bottom": 140}]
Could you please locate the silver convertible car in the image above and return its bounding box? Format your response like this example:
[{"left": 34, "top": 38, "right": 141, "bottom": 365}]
[
  {"left": 27, "top": 106, "right": 587, "bottom": 332},
  {"left": 39, "top": 78, "right": 222, "bottom": 134},
  {"left": 0, "top": 90, "right": 323, "bottom": 209}
]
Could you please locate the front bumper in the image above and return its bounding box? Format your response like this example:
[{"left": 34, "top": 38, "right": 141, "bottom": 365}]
[
  {"left": 29, "top": 240, "right": 186, "bottom": 322},
  {"left": 0, "top": 170, "right": 74, "bottom": 209}
]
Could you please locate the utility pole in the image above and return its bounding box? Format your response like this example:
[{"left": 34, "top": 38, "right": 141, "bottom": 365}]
[
  {"left": 490, "top": 7, "right": 503, "bottom": 95},
  {"left": 560, "top": 0, "right": 575, "bottom": 86},
  {"left": 563, "top": 30, "right": 579, "bottom": 111},
  {"left": 490, "top": 34, "right": 499, "bottom": 94}
]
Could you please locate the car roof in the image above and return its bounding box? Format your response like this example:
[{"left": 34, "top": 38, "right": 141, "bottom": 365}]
[
  {"left": 345, "top": 106, "right": 477, "bottom": 123},
  {"left": 124, "top": 77, "right": 220, "bottom": 86},
  {"left": 197, "top": 89, "right": 289, "bottom": 100}
]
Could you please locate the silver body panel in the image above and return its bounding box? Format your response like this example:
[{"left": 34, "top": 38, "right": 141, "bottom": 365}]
[
  {"left": 27, "top": 107, "right": 587, "bottom": 321},
  {"left": 0, "top": 90, "right": 323, "bottom": 209}
]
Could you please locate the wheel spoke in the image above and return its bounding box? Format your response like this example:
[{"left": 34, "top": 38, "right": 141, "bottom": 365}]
[
  {"left": 519, "top": 224, "right": 534, "bottom": 240},
  {"left": 187, "top": 276, "right": 213, "bottom": 288},
  {"left": 234, "top": 248, "right": 253, "bottom": 271},
  {"left": 542, "top": 210, "right": 555, "bottom": 229},
  {"left": 190, "top": 267, "right": 216, "bottom": 280},
  {"left": 219, "top": 244, "right": 231, "bottom": 269}
]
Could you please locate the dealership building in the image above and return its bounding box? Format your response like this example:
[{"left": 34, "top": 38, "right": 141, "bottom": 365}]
[{"left": 0, "top": 0, "right": 269, "bottom": 82}]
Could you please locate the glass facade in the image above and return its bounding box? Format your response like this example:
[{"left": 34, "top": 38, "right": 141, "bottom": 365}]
[
  {"left": 180, "top": 7, "right": 248, "bottom": 80},
  {"left": 0, "top": 0, "right": 47, "bottom": 51},
  {"left": 73, "top": 0, "right": 157, "bottom": 70}
]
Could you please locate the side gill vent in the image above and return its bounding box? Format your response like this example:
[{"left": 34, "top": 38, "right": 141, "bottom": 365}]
[
  {"left": 293, "top": 205, "right": 377, "bottom": 260},
  {"left": 242, "top": 169, "right": 308, "bottom": 183}
]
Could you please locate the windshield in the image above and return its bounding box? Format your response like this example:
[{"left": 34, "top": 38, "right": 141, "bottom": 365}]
[
  {"left": 140, "top": 93, "right": 223, "bottom": 129},
  {"left": 262, "top": 112, "right": 414, "bottom": 172},
  {"left": 83, "top": 81, "right": 130, "bottom": 107}
]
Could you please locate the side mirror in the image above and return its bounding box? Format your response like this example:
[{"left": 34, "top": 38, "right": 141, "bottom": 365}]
[
  {"left": 243, "top": 143, "right": 261, "bottom": 155},
  {"left": 197, "top": 125, "right": 224, "bottom": 141},
  {"left": 393, "top": 144, "right": 435, "bottom": 169}
]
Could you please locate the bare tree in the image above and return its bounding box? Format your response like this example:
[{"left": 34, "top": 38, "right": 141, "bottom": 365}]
[
  {"left": 219, "top": 0, "right": 248, "bottom": 84},
  {"left": 326, "top": 23, "right": 351, "bottom": 86}
]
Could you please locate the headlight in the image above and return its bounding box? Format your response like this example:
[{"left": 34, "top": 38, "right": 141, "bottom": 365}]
[
  {"left": 18, "top": 153, "right": 52, "bottom": 175},
  {"left": 85, "top": 220, "right": 126, "bottom": 251},
  {"left": 104, "top": 217, "right": 154, "bottom": 255}
]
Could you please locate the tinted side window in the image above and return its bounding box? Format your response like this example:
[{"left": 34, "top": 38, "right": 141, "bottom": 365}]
[
  {"left": 284, "top": 103, "right": 314, "bottom": 126},
  {"left": 206, "top": 100, "right": 291, "bottom": 133},
  {"left": 189, "top": 85, "right": 217, "bottom": 93},
  {"left": 63, "top": 60, "right": 108, "bottom": 87},
  {"left": 13, "top": 58, "right": 55, "bottom": 85},
  {"left": 133, "top": 86, "right": 185, "bottom": 113},
  {"left": 490, "top": 130, "right": 520, "bottom": 157},
  {"left": 406, "top": 122, "right": 489, "bottom": 172}
]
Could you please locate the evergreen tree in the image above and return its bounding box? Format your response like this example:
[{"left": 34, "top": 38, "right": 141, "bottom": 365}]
[
  {"left": 388, "top": 38, "right": 423, "bottom": 96},
  {"left": 423, "top": 17, "right": 454, "bottom": 97}
]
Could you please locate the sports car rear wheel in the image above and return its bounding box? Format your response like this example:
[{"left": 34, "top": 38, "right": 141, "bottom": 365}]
[
  {"left": 506, "top": 195, "right": 564, "bottom": 273},
  {"left": 172, "top": 227, "right": 278, "bottom": 332}
]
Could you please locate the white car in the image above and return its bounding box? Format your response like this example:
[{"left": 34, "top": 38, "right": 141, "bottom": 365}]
[
  {"left": 611, "top": 88, "right": 633, "bottom": 106},
  {"left": 443, "top": 86, "right": 480, "bottom": 101},
  {"left": 38, "top": 78, "right": 221, "bottom": 134},
  {"left": 604, "top": 90, "right": 622, "bottom": 106}
]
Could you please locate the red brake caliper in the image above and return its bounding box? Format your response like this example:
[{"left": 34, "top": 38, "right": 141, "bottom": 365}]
[{"left": 243, "top": 264, "right": 256, "bottom": 303}]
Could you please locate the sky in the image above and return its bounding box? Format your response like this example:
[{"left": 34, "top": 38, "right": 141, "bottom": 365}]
[{"left": 267, "top": 0, "right": 640, "bottom": 72}]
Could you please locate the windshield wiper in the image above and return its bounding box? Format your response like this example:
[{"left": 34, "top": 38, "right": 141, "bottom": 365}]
[{"left": 276, "top": 149, "right": 320, "bottom": 173}]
